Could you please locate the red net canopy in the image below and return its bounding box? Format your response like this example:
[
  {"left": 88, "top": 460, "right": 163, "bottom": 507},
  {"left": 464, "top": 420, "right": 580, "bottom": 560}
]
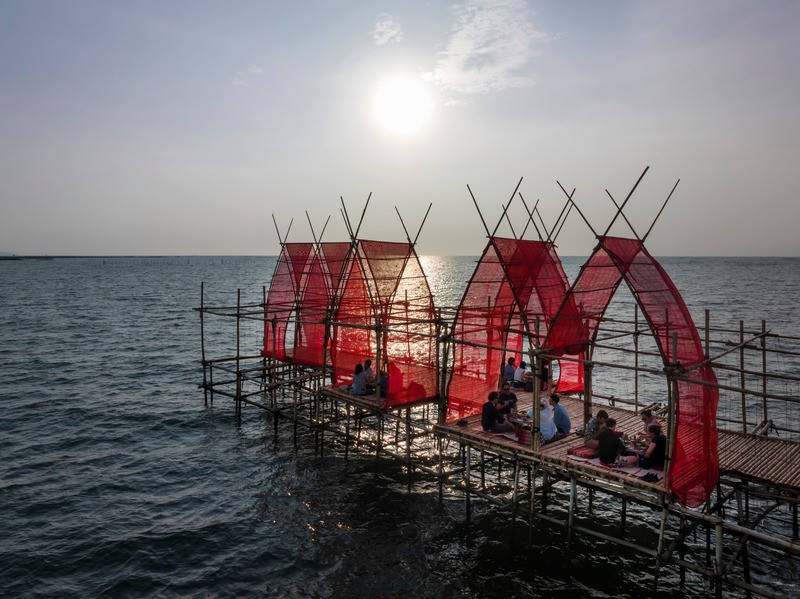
[
  {"left": 292, "top": 242, "right": 352, "bottom": 367},
  {"left": 545, "top": 236, "right": 719, "bottom": 508},
  {"left": 263, "top": 242, "right": 314, "bottom": 361},
  {"left": 330, "top": 240, "right": 438, "bottom": 407},
  {"left": 446, "top": 238, "right": 572, "bottom": 421}
]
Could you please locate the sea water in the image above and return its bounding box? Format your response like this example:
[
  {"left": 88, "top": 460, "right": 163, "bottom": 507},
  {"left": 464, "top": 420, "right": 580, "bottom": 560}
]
[{"left": 1, "top": 256, "right": 799, "bottom": 598}]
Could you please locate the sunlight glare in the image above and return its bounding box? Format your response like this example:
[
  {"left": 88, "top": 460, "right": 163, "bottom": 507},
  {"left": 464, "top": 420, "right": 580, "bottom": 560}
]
[{"left": 373, "top": 77, "right": 433, "bottom": 136}]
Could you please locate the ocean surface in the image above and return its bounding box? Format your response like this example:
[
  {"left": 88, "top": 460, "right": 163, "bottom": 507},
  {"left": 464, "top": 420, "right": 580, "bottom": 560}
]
[{"left": 1, "top": 255, "right": 799, "bottom": 598}]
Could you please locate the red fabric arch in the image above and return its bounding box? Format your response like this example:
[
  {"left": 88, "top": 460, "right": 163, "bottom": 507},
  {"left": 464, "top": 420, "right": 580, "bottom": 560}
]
[
  {"left": 546, "top": 236, "right": 719, "bottom": 508},
  {"left": 329, "top": 240, "right": 438, "bottom": 407},
  {"left": 263, "top": 242, "right": 314, "bottom": 360},
  {"left": 446, "top": 238, "right": 572, "bottom": 421}
]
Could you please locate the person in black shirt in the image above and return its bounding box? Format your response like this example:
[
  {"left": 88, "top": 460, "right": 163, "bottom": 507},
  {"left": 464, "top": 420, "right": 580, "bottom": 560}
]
[
  {"left": 638, "top": 424, "right": 666, "bottom": 469},
  {"left": 497, "top": 382, "right": 518, "bottom": 418},
  {"left": 481, "top": 391, "right": 515, "bottom": 433},
  {"left": 597, "top": 417, "right": 627, "bottom": 465}
]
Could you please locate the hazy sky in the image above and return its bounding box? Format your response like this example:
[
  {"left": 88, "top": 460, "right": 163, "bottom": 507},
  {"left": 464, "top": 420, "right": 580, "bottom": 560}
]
[{"left": 1, "top": 1, "right": 798, "bottom": 256}]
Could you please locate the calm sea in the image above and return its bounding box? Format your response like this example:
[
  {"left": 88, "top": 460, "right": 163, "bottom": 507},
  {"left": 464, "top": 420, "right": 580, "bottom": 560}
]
[{"left": 1, "top": 256, "right": 798, "bottom": 598}]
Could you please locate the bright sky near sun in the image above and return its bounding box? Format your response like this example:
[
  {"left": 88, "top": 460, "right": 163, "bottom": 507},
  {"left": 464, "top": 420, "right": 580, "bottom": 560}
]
[{"left": 1, "top": 0, "right": 799, "bottom": 256}]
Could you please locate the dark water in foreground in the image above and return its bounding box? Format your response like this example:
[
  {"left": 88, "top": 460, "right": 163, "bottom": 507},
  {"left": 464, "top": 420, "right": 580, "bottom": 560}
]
[{"left": 1, "top": 256, "right": 799, "bottom": 598}]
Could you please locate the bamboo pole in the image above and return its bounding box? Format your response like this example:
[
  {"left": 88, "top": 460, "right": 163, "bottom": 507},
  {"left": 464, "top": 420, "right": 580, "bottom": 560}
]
[
  {"left": 740, "top": 320, "right": 747, "bottom": 432},
  {"left": 761, "top": 319, "right": 768, "bottom": 423},
  {"left": 200, "top": 282, "right": 208, "bottom": 406}
]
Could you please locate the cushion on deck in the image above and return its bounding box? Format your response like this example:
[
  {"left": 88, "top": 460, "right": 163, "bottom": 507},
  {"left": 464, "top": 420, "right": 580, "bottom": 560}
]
[{"left": 568, "top": 446, "right": 599, "bottom": 459}]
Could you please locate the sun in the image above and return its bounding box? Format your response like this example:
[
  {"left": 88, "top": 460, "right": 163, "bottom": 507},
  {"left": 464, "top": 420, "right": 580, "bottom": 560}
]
[{"left": 373, "top": 77, "right": 434, "bottom": 136}]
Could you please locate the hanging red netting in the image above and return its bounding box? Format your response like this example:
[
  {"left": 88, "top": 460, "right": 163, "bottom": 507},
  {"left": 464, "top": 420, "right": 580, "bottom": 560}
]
[
  {"left": 293, "top": 242, "right": 352, "bottom": 367},
  {"left": 555, "top": 356, "right": 585, "bottom": 393},
  {"left": 446, "top": 238, "right": 571, "bottom": 421},
  {"left": 546, "top": 236, "right": 718, "bottom": 508},
  {"left": 330, "top": 240, "right": 438, "bottom": 407},
  {"left": 263, "top": 242, "right": 314, "bottom": 360},
  {"left": 603, "top": 237, "right": 718, "bottom": 508}
]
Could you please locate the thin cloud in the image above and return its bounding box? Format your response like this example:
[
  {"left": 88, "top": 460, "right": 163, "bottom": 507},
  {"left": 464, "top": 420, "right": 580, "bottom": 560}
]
[
  {"left": 232, "top": 65, "right": 265, "bottom": 86},
  {"left": 373, "top": 14, "right": 404, "bottom": 45},
  {"left": 424, "top": 0, "right": 544, "bottom": 94}
]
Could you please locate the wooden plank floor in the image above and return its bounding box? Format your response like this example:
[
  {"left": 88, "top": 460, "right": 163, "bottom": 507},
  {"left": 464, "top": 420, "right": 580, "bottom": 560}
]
[
  {"left": 437, "top": 394, "right": 667, "bottom": 497},
  {"left": 439, "top": 393, "right": 800, "bottom": 496}
]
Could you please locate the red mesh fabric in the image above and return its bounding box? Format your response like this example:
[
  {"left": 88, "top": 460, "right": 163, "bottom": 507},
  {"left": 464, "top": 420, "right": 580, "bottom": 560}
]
[
  {"left": 603, "top": 237, "right": 718, "bottom": 508},
  {"left": 446, "top": 238, "right": 570, "bottom": 421},
  {"left": 263, "top": 243, "right": 313, "bottom": 360},
  {"left": 555, "top": 355, "right": 584, "bottom": 393},
  {"left": 545, "top": 236, "right": 718, "bottom": 507},
  {"left": 293, "top": 242, "right": 353, "bottom": 367},
  {"left": 330, "top": 241, "right": 437, "bottom": 407}
]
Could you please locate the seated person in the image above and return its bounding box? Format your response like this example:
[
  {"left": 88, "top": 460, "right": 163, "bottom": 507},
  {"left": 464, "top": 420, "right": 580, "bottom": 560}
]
[
  {"left": 513, "top": 361, "right": 533, "bottom": 389},
  {"left": 349, "top": 363, "right": 367, "bottom": 396},
  {"left": 597, "top": 417, "right": 628, "bottom": 465},
  {"left": 637, "top": 424, "right": 666, "bottom": 469},
  {"left": 482, "top": 391, "right": 516, "bottom": 434},
  {"left": 539, "top": 400, "right": 557, "bottom": 442},
  {"left": 549, "top": 393, "right": 571, "bottom": 435},
  {"left": 378, "top": 370, "right": 388, "bottom": 398},
  {"left": 637, "top": 409, "right": 661, "bottom": 438},
  {"left": 363, "top": 359, "right": 375, "bottom": 384},
  {"left": 540, "top": 359, "right": 551, "bottom": 392},
  {"left": 583, "top": 409, "right": 609, "bottom": 449},
  {"left": 504, "top": 357, "right": 516, "bottom": 383},
  {"left": 497, "top": 382, "right": 518, "bottom": 418}
]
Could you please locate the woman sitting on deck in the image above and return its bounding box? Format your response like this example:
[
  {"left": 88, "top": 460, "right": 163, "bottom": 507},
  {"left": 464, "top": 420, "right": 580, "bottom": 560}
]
[
  {"left": 349, "top": 363, "right": 368, "bottom": 396},
  {"left": 634, "top": 424, "right": 666, "bottom": 469},
  {"left": 538, "top": 400, "right": 557, "bottom": 442},
  {"left": 583, "top": 409, "right": 609, "bottom": 449},
  {"left": 482, "top": 392, "right": 516, "bottom": 434}
]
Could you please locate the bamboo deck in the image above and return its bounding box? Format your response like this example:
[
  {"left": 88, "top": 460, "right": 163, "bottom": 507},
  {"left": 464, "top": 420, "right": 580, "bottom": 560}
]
[
  {"left": 437, "top": 393, "right": 800, "bottom": 499},
  {"left": 436, "top": 394, "right": 668, "bottom": 501},
  {"left": 718, "top": 430, "right": 800, "bottom": 492}
]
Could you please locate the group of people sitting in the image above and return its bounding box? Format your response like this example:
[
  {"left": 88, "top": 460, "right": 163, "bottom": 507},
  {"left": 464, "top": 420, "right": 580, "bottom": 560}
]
[
  {"left": 481, "top": 382, "right": 571, "bottom": 444},
  {"left": 347, "top": 359, "right": 388, "bottom": 397},
  {"left": 481, "top": 385, "right": 666, "bottom": 469},
  {"left": 583, "top": 408, "right": 665, "bottom": 469}
]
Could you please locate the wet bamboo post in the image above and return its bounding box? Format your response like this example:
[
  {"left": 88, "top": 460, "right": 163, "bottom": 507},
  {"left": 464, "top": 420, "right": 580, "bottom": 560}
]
[
  {"left": 678, "top": 511, "right": 687, "bottom": 587},
  {"left": 664, "top": 332, "right": 679, "bottom": 485},
  {"left": 200, "top": 282, "right": 208, "bottom": 406},
  {"left": 236, "top": 289, "right": 241, "bottom": 417},
  {"left": 584, "top": 360, "right": 594, "bottom": 430},
  {"left": 566, "top": 478, "right": 577, "bottom": 564},
  {"left": 261, "top": 285, "right": 267, "bottom": 389},
  {"left": 344, "top": 402, "right": 350, "bottom": 461},
  {"left": 209, "top": 363, "right": 214, "bottom": 403},
  {"left": 528, "top": 466, "right": 537, "bottom": 546},
  {"left": 761, "top": 319, "right": 768, "bottom": 423},
  {"left": 653, "top": 505, "right": 670, "bottom": 590},
  {"left": 542, "top": 471, "right": 549, "bottom": 513},
  {"left": 715, "top": 522, "right": 724, "bottom": 598},
  {"left": 406, "top": 406, "right": 412, "bottom": 491},
  {"left": 375, "top": 412, "right": 383, "bottom": 475},
  {"left": 437, "top": 437, "right": 444, "bottom": 504},
  {"left": 740, "top": 320, "right": 747, "bottom": 432},
  {"left": 511, "top": 458, "right": 522, "bottom": 543},
  {"left": 465, "top": 445, "right": 472, "bottom": 522},
  {"left": 437, "top": 312, "right": 448, "bottom": 426},
  {"left": 480, "top": 449, "right": 486, "bottom": 489},
  {"left": 634, "top": 304, "right": 639, "bottom": 411},
  {"left": 531, "top": 318, "right": 541, "bottom": 452}
]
